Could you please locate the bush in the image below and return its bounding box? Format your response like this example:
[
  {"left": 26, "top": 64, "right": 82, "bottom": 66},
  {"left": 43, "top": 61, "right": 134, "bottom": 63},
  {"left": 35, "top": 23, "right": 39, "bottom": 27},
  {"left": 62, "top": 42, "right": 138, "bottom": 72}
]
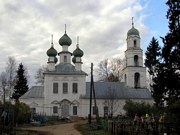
[
  {"left": 123, "top": 100, "right": 159, "bottom": 118},
  {"left": 0, "top": 101, "right": 31, "bottom": 125},
  {"left": 14, "top": 101, "right": 31, "bottom": 124},
  {"left": 166, "top": 99, "right": 180, "bottom": 123}
]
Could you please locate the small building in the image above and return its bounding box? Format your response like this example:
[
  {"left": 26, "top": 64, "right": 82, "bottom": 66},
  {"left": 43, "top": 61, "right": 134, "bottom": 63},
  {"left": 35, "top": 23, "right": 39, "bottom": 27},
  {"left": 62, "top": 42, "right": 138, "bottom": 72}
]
[{"left": 20, "top": 23, "right": 153, "bottom": 118}]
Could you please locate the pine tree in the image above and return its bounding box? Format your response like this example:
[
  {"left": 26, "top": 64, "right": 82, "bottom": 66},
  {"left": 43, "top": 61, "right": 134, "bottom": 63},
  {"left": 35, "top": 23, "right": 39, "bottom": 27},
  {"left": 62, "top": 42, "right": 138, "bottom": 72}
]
[
  {"left": 145, "top": 37, "right": 162, "bottom": 106},
  {"left": 145, "top": 37, "right": 161, "bottom": 75},
  {"left": 12, "top": 63, "right": 28, "bottom": 102},
  {"left": 161, "top": 0, "right": 180, "bottom": 104}
]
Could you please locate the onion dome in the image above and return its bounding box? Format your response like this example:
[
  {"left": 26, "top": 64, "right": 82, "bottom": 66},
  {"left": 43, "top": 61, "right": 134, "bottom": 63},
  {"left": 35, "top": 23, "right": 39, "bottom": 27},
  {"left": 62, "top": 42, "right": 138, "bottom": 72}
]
[
  {"left": 47, "top": 46, "right": 57, "bottom": 57},
  {"left": 73, "top": 45, "right": 84, "bottom": 57},
  {"left": 127, "top": 17, "right": 139, "bottom": 36},
  {"left": 127, "top": 26, "right": 139, "bottom": 36},
  {"left": 72, "top": 56, "right": 76, "bottom": 63},
  {"left": 54, "top": 57, "right": 58, "bottom": 63},
  {"left": 59, "top": 25, "right": 72, "bottom": 46}
]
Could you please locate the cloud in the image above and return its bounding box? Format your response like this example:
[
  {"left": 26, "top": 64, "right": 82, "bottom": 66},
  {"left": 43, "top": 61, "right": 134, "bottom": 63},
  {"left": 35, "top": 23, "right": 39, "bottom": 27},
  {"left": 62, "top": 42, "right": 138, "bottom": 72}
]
[{"left": 0, "top": 0, "right": 158, "bottom": 85}]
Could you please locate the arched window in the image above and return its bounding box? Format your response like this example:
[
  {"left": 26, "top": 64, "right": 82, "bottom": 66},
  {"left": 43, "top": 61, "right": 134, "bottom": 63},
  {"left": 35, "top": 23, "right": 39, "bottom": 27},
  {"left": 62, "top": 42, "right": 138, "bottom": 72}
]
[
  {"left": 134, "top": 55, "right": 139, "bottom": 66},
  {"left": 134, "top": 40, "right": 137, "bottom": 47},
  {"left": 104, "top": 106, "right": 108, "bottom": 118},
  {"left": 134, "top": 72, "right": 140, "bottom": 88},
  {"left": 64, "top": 56, "right": 67, "bottom": 63}
]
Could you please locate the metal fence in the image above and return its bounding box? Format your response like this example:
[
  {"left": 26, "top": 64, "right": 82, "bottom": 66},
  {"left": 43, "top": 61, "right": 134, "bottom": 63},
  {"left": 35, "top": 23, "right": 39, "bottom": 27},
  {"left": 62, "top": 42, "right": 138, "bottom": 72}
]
[
  {"left": 108, "top": 116, "right": 180, "bottom": 135},
  {"left": 0, "top": 107, "right": 15, "bottom": 135}
]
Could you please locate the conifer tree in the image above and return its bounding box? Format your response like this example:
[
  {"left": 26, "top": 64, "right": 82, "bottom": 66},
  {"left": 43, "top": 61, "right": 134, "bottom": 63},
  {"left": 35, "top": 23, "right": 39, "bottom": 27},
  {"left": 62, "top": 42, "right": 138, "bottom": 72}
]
[
  {"left": 161, "top": 0, "right": 180, "bottom": 104},
  {"left": 145, "top": 37, "right": 161, "bottom": 75},
  {"left": 12, "top": 63, "right": 28, "bottom": 102},
  {"left": 145, "top": 37, "right": 162, "bottom": 106}
]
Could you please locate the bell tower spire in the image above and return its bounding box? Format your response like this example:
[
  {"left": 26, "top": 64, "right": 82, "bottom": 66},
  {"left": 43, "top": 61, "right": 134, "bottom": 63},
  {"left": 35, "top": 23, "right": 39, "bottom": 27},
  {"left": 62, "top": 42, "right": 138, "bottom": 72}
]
[
  {"left": 51, "top": 34, "right": 53, "bottom": 46},
  {"left": 132, "top": 17, "right": 134, "bottom": 27}
]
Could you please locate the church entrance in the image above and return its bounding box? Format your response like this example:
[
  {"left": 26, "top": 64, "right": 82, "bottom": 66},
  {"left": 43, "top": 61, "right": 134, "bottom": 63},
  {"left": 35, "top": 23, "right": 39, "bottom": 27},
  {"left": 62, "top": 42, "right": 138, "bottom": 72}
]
[
  {"left": 60, "top": 99, "right": 71, "bottom": 117},
  {"left": 61, "top": 104, "right": 69, "bottom": 117}
]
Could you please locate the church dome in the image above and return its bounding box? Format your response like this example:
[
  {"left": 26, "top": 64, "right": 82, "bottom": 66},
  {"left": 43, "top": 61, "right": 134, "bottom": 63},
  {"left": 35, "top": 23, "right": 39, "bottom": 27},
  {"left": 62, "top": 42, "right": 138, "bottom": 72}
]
[
  {"left": 47, "top": 46, "right": 57, "bottom": 57},
  {"left": 59, "top": 33, "right": 72, "bottom": 46},
  {"left": 127, "top": 26, "right": 139, "bottom": 36},
  {"left": 72, "top": 56, "right": 76, "bottom": 63},
  {"left": 73, "top": 45, "right": 84, "bottom": 57},
  {"left": 54, "top": 57, "right": 58, "bottom": 63}
]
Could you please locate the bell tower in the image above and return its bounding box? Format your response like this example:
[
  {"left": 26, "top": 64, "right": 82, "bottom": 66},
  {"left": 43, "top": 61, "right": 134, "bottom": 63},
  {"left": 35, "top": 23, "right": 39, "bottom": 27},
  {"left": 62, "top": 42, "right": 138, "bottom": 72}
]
[{"left": 122, "top": 18, "right": 146, "bottom": 88}]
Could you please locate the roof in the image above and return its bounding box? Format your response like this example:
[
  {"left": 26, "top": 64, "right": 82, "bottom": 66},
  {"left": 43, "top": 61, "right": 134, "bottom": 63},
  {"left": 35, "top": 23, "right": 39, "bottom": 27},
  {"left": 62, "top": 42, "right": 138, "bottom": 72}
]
[
  {"left": 82, "top": 82, "right": 152, "bottom": 99},
  {"left": 44, "top": 63, "right": 87, "bottom": 75},
  {"left": 20, "top": 82, "right": 152, "bottom": 100},
  {"left": 20, "top": 86, "right": 44, "bottom": 99},
  {"left": 59, "top": 33, "right": 72, "bottom": 46},
  {"left": 127, "top": 26, "right": 139, "bottom": 36}
]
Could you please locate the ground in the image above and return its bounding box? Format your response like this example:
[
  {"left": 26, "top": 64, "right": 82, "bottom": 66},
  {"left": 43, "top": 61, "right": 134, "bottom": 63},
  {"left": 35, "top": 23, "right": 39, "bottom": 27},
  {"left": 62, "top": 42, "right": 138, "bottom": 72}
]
[{"left": 24, "top": 120, "right": 86, "bottom": 135}]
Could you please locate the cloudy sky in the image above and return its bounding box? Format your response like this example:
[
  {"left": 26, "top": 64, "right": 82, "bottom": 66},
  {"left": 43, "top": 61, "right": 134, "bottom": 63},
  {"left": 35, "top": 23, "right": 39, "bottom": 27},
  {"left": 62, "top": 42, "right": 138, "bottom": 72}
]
[{"left": 0, "top": 0, "right": 168, "bottom": 86}]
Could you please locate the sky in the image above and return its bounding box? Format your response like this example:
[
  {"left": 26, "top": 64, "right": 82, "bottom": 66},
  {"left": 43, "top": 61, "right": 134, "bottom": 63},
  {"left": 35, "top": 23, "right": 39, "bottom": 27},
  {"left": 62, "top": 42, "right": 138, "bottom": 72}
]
[{"left": 0, "top": 0, "right": 168, "bottom": 86}]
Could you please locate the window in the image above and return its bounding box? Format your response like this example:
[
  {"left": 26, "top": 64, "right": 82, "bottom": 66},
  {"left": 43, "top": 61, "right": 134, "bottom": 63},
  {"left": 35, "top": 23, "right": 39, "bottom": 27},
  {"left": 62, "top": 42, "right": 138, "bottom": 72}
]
[
  {"left": 134, "top": 72, "right": 140, "bottom": 88},
  {"left": 53, "top": 106, "right": 58, "bottom": 114},
  {"left": 53, "top": 83, "right": 58, "bottom": 94},
  {"left": 72, "top": 83, "right": 78, "bottom": 93},
  {"left": 63, "top": 83, "right": 68, "bottom": 93},
  {"left": 104, "top": 106, "right": 108, "bottom": 117},
  {"left": 73, "top": 106, "right": 77, "bottom": 115},
  {"left": 134, "top": 40, "right": 137, "bottom": 47},
  {"left": 92, "top": 106, "right": 97, "bottom": 115},
  {"left": 134, "top": 55, "right": 139, "bottom": 66},
  {"left": 64, "top": 56, "right": 67, "bottom": 63}
]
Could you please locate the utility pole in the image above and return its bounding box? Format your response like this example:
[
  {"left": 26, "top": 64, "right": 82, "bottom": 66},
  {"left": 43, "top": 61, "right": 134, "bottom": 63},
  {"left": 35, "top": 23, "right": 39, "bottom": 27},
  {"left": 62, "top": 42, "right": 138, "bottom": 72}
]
[
  {"left": 88, "top": 63, "right": 99, "bottom": 124},
  {"left": 88, "top": 63, "right": 93, "bottom": 124}
]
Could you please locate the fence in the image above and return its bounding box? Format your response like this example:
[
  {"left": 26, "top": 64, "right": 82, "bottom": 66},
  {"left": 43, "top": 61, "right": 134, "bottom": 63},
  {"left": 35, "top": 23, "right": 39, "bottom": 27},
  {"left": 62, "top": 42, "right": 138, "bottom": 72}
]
[
  {"left": 108, "top": 116, "right": 180, "bottom": 135},
  {"left": 0, "top": 107, "right": 15, "bottom": 135}
]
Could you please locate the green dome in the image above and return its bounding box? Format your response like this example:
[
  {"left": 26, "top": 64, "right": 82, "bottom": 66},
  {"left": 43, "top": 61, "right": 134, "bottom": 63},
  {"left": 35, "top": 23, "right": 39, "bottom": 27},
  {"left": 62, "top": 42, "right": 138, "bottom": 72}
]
[
  {"left": 59, "top": 33, "right": 72, "bottom": 46},
  {"left": 127, "top": 26, "right": 139, "bottom": 36},
  {"left": 54, "top": 57, "right": 58, "bottom": 63},
  {"left": 73, "top": 45, "right": 84, "bottom": 57},
  {"left": 72, "top": 57, "right": 76, "bottom": 63},
  {"left": 47, "top": 46, "right": 57, "bottom": 57}
]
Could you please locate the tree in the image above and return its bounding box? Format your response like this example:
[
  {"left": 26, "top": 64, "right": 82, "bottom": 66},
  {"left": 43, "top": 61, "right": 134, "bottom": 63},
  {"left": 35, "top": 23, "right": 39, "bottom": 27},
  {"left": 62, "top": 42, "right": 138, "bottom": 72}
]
[
  {"left": 145, "top": 37, "right": 163, "bottom": 106},
  {"left": 161, "top": 0, "right": 180, "bottom": 105},
  {"left": 0, "top": 72, "right": 8, "bottom": 104},
  {"left": 12, "top": 63, "right": 29, "bottom": 102},
  {"left": 123, "top": 100, "right": 158, "bottom": 118},
  {"left": 5, "top": 56, "right": 17, "bottom": 98},
  {"left": 145, "top": 37, "right": 161, "bottom": 76},
  {"left": 97, "top": 58, "right": 124, "bottom": 82},
  {"left": 144, "top": 1, "right": 180, "bottom": 107},
  {"left": 35, "top": 65, "right": 48, "bottom": 85}
]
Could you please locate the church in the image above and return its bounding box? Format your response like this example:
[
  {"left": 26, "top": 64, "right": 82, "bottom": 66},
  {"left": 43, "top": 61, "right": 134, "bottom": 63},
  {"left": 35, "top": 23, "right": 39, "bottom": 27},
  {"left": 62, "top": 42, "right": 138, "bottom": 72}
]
[{"left": 20, "top": 23, "right": 153, "bottom": 118}]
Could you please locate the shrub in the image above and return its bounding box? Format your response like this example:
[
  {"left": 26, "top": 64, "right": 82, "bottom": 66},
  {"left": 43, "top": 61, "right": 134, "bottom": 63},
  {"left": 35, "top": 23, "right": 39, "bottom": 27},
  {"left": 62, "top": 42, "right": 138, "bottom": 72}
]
[{"left": 123, "top": 100, "right": 158, "bottom": 118}]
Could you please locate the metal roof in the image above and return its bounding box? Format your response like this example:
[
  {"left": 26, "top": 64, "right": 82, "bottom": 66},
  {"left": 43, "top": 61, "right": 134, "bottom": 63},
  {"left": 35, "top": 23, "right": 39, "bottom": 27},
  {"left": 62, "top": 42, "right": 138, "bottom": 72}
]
[
  {"left": 20, "top": 82, "right": 152, "bottom": 100},
  {"left": 82, "top": 82, "right": 152, "bottom": 99},
  {"left": 44, "top": 63, "right": 87, "bottom": 75},
  {"left": 20, "top": 86, "right": 44, "bottom": 99}
]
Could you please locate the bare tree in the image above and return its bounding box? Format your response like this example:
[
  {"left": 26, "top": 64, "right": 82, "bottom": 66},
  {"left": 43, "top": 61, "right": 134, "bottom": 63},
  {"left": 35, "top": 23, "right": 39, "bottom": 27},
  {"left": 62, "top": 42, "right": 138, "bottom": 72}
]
[
  {"left": 97, "top": 58, "right": 124, "bottom": 82},
  {"left": 103, "top": 86, "right": 119, "bottom": 118},
  {"left": 35, "top": 65, "right": 48, "bottom": 85},
  {"left": 5, "top": 56, "right": 17, "bottom": 98},
  {"left": 0, "top": 72, "right": 8, "bottom": 103}
]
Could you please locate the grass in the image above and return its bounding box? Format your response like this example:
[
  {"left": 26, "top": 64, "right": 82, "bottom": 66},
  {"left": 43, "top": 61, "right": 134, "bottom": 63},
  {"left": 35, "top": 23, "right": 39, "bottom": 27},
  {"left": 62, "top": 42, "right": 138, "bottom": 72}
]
[{"left": 75, "top": 123, "right": 111, "bottom": 135}]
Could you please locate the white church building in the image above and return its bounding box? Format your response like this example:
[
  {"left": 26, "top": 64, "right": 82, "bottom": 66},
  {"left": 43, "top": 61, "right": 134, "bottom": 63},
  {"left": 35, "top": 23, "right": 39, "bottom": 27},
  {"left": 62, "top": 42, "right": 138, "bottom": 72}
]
[{"left": 20, "top": 23, "right": 153, "bottom": 118}]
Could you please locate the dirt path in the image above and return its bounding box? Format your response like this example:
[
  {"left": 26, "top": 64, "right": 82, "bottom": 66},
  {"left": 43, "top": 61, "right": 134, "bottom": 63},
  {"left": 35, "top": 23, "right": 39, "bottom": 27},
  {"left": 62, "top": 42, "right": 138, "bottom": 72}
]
[{"left": 24, "top": 120, "right": 86, "bottom": 135}]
